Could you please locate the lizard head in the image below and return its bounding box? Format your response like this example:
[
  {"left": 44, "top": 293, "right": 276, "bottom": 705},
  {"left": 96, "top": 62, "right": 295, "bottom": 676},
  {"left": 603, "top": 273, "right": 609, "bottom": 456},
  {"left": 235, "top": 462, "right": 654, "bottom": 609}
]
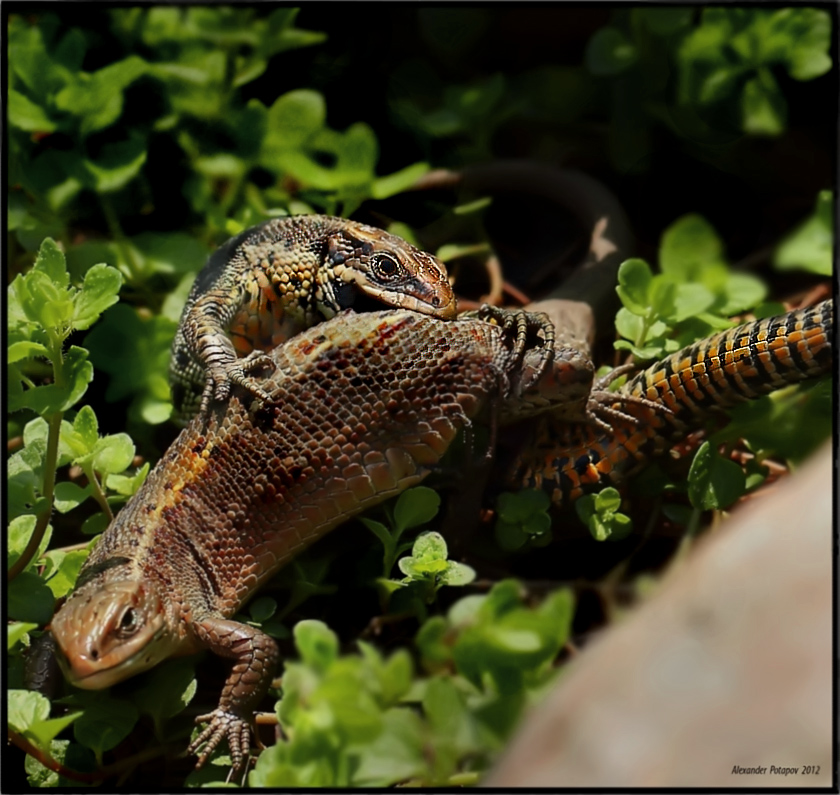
[
  {"left": 51, "top": 578, "right": 181, "bottom": 689},
  {"left": 321, "top": 224, "right": 457, "bottom": 319}
]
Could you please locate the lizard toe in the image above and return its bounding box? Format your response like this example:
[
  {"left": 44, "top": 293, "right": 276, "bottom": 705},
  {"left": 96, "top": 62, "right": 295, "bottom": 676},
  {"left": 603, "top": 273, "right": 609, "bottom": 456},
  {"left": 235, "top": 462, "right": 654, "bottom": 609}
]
[{"left": 189, "top": 708, "right": 251, "bottom": 771}]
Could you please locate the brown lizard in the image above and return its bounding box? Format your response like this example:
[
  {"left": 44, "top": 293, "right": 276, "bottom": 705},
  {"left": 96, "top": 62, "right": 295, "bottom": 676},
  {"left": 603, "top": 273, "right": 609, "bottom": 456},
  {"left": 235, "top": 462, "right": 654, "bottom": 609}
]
[
  {"left": 169, "top": 215, "right": 457, "bottom": 419},
  {"left": 51, "top": 307, "right": 563, "bottom": 772}
]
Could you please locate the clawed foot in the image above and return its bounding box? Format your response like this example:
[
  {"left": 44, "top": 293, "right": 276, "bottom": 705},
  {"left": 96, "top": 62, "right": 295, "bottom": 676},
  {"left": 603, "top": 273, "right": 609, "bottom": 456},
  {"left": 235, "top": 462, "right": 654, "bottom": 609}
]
[
  {"left": 198, "top": 352, "right": 276, "bottom": 414},
  {"left": 477, "top": 304, "right": 556, "bottom": 389},
  {"left": 586, "top": 363, "right": 673, "bottom": 433},
  {"left": 188, "top": 706, "right": 252, "bottom": 773}
]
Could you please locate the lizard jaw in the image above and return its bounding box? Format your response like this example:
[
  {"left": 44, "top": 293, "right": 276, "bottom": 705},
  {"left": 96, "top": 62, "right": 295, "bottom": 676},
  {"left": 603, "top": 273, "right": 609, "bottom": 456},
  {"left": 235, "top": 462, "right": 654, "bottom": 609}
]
[{"left": 51, "top": 579, "right": 180, "bottom": 689}]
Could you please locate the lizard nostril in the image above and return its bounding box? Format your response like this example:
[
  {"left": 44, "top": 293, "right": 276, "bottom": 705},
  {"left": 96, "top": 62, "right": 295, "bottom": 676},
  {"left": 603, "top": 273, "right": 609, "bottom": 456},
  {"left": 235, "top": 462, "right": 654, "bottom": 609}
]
[
  {"left": 90, "top": 648, "right": 99, "bottom": 661},
  {"left": 432, "top": 296, "right": 441, "bottom": 307}
]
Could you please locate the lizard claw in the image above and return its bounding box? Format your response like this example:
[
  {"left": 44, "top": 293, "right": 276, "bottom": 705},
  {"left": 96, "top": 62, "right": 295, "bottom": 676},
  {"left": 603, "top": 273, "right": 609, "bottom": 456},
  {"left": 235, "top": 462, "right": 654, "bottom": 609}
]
[
  {"left": 476, "top": 304, "right": 556, "bottom": 388},
  {"left": 199, "top": 353, "right": 276, "bottom": 414},
  {"left": 188, "top": 707, "right": 251, "bottom": 772}
]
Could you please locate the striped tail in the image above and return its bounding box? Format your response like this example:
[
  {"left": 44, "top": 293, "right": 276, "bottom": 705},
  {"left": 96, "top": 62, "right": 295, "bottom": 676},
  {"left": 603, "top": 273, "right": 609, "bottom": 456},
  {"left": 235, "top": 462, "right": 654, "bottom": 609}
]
[{"left": 510, "top": 300, "right": 834, "bottom": 506}]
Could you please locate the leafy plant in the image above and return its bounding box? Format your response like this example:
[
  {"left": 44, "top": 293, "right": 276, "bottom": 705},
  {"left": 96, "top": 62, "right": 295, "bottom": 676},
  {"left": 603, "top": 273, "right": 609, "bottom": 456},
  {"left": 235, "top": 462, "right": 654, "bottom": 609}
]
[
  {"left": 575, "top": 487, "right": 633, "bottom": 542},
  {"left": 494, "top": 490, "right": 553, "bottom": 551},
  {"left": 244, "top": 581, "right": 574, "bottom": 788},
  {"left": 614, "top": 213, "right": 768, "bottom": 361}
]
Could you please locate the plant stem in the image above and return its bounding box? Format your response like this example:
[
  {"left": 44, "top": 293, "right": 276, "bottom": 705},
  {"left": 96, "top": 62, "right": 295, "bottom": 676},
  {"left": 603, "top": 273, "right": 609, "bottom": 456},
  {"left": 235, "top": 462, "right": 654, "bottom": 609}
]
[{"left": 9, "top": 330, "right": 66, "bottom": 580}]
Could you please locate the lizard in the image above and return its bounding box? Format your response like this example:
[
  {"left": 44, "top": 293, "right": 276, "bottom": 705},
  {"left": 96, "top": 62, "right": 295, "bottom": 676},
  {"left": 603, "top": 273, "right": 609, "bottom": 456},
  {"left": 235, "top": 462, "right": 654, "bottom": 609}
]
[
  {"left": 169, "top": 214, "right": 458, "bottom": 419},
  {"left": 50, "top": 307, "right": 567, "bottom": 773},
  {"left": 46, "top": 299, "right": 832, "bottom": 775},
  {"left": 509, "top": 299, "right": 834, "bottom": 505}
]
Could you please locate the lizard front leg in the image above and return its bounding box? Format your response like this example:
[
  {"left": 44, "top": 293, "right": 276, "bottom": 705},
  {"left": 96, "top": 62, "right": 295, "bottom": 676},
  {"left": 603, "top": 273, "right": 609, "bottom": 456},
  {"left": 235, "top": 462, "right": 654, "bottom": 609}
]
[{"left": 187, "top": 617, "right": 280, "bottom": 772}]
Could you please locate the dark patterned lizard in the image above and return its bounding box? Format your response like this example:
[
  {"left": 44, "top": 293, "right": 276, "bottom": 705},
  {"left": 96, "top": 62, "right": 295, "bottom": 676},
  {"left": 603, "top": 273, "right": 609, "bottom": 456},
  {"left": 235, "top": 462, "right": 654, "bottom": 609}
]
[{"left": 169, "top": 215, "right": 457, "bottom": 419}]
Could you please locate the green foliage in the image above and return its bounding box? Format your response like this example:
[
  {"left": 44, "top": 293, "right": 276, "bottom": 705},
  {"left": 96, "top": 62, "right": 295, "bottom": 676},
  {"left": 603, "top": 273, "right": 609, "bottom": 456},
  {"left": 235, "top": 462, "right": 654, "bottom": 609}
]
[
  {"left": 774, "top": 190, "right": 834, "bottom": 276},
  {"left": 494, "top": 490, "right": 553, "bottom": 550},
  {"left": 687, "top": 441, "right": 746, "bottom": 511},
  {"left": 247, "top": 582, "right": 573, "bottom": 787},
  {"left": 8, "top": 690, "right": 82, "bottom": 760},
  {"left": 615, "top": 213, "right": 767, "bottom": 360},
  {"left": 361, "top": 486, "right": 441, "bottom": 579},
  {"left": 579, "top": 7, "right": 833, "bottom": 170},
  {"left": 575, "top": 487, "right": 633, "bottom": 542},
  {"left": 7, "top": 240, "right": 148, "bottom": 642},
  {"left": 677, "top": 8, "right": 832, "bottom": 136},
  {"left": 397, "top": 532, "right": 476, "bottom": 593}
]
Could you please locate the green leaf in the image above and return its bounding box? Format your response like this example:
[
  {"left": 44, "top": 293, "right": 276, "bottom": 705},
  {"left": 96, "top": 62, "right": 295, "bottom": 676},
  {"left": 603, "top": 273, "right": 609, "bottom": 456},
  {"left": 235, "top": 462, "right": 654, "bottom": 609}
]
[
  {"left": 688, "top": 441, "right": 747, "bottom": 510},
  {"left": 294, "top": 619, "right": 338, "bottom": 674},
  {"left": 393, "top": 486, "right": 441, "bottom": 532},
  {"left": 441, "top": 562, "right": 476, "bottom": 587},
  {"left": 44, "top": 549, "right": 89, "bottom": 598},
  {"left": 7, "top": 572, "right": 56, "bottom": 625},
  {"left": 718, "top": 272, "right": 767, "bottom": 314},
  {"left": 371, "top": 162, "right": 429, "bottom": 200},
  {"left": 495, "top": 519, "right": 528, "bottom": 551},
  {"left": 262, "top": 89, "right": 325, "bottom": 156},
  {"left": 81, "top": 135, "right": 148, "bottom": 193},
  {"left": 73, "top": 405, "right": 99, "bottom": 450},
  {"left": 352, "top": 708, "right": 427, "bottom": 786},
  {"left": 53, "top": 55, "right": 147, "bottom": 136},
  {"left": 82, "top": 513, "right": 110, "bottom": 536},
  {"left": 8, "top": 89, "right": 57, "bottom": 132},
  {"left": 8, "top": 690, "right": 51, "bottom": 733},
  {"left": 671, "top": 283, "right": 715, "bottom": 322},
  {"left": 586, "top": 27, "right": 638, "bottom": 76},
  {"left": 361, "top": 517, "right": 392, "bottom": 548},
  {"left": 8, "top": 341, "right": 50, "bottom": 364},
  {"left": 638, "top": 8, "right": 694, "bottom": 36},
  {"left": 91, "top": 434, "right": 135, "bottom": 474},
  {"left": 773, "top": 8, "right": 832, "bottom": 81},
  {"left": 614, "top": 307, "right": 645, "bottom": 343},
  {"left": 27, "top": 712, "right": 83, "bottom": 752},
  {"left": 35, "top": 236, "right": 70, "bottom": 286},
  {"left": 774, "top": 191, "right": 833, "bottom": 276},
  {"left": 74, "top": 698, "right": 139, "bottom": 755},
  {"left": 336, "top": 122, "right": 378, "bottom": 179},
  {"left": 616, "top": 258, "right": 654, "bottom": 314},
  {"left": 131, "top": 658, "right": 197, "bottom": 735},
  {"left": 741, "top": 70, "right": 786, "bottom": 136},
  {"left": 8, "top": 515, "right": 40, "bottom": 570},
  {"left": 24, "top": 346, "right": 93, "bottom": 415},
  {"left": 249, "top": 597, "right": 277, "bottom": 623},
  {"left": 659, "top": 214, "right": 726, "bottom": 277},
  {"left": 521, "top": 512, "right": 551, "bottom": 538},
  {"left": 53, "top": 481, "right": 91, "bottom": 513},
  {"left": 593, "top": 487, "right": 622, "bottom": 514},
  {"left": 72, "top": 264, "right": 123, "bottom": 330},
  {"left": 8, "top": 622, "right": 38, "bottom": 651}
]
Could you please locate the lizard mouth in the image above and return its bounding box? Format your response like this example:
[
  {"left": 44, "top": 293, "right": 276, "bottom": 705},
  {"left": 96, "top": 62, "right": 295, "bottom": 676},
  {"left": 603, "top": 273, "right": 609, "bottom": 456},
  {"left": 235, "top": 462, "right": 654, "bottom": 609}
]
[{"left": 357, "top": 283, "right": 458, "bottom": 319}]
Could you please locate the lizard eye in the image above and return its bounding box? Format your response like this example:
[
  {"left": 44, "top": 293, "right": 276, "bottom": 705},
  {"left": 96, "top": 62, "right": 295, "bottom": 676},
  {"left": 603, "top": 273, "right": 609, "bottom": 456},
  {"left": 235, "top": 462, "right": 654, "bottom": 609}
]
[
  {"left": 117, "top": 607, "right": 139, "bottom": 637},
  {"left": 374, "top": 254, "right": 401, "bottom": 279}
]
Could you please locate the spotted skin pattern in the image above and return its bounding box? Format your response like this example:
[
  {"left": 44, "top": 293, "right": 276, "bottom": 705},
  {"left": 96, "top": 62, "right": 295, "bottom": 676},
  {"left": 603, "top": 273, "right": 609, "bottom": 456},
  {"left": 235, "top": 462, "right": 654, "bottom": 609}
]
[
  {"left": 170, "top": 215, "right": 457, "bottom": 419},
  {"left": 511, "top": 300, "right": 834, "bottom": 505}
]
